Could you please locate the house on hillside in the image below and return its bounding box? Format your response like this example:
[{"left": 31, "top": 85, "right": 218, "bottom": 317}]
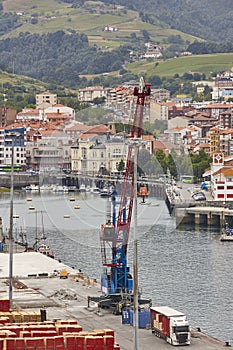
[{"left": 104, "top": 25, "right": 118, "bottom": 32}]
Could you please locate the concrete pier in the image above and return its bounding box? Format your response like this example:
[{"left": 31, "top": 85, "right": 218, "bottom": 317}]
[{"left": 176, "top": 206, "right": 232, "bottom": 228}]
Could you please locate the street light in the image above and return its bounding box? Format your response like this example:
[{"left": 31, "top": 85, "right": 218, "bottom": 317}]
[{"left": 7, "top": 132, "right": 20, "bottom": 309}]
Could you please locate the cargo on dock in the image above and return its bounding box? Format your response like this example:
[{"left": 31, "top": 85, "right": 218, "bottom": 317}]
[{"left": 0, "top": 252, "right": 229, "bottom": 350}]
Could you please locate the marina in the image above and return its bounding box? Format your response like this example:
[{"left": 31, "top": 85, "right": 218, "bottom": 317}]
[{"left": 0, "top": 191, "right": 233, "bottom": 346}]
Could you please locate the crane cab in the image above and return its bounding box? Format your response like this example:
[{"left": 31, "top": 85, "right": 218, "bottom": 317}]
[
  {"left": 138, "top": 184, "right": 149, "bottom": 197},
  {"left": 100, "top": 222, "right": 114, "bottom": 241}
]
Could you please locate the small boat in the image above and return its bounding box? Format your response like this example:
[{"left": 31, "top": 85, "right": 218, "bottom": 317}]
[
  {"left": 26, "top": 184, "right": 39, "bottom": 191},
  {"left": 40, "top": 184, "right": 52, "bottom": 191},
  {"left": 91, "top": 187, "right": 100, "bottom": 194},
  {"left": 52, "top": 185, "right": 69, "bottom": 193},
  {"left": 220, "top": 234, "right": 233, "bottom": 242},
  {"left": 38, "top": 244, "right": 54, "bottom": 258},
  {"left": 79, "top": 184, "right": 86, "bottom": 192},
  {"left": 220, "top": 223, "right": 233, "bottom": 242}
]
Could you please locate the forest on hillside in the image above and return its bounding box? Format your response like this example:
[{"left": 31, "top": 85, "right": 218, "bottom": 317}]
[{"left": 0, "top": 31, "right": 130, "bottom": 88}]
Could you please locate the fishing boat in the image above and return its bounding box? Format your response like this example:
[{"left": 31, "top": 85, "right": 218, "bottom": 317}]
[
  {"left": 38, "top": 243, "right": 55, "bottom": 258},
  {"left": 31, "top": 211, "right": 55, "bottom": 258}
]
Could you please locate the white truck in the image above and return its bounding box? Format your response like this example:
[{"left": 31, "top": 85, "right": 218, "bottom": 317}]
[{"left": 150, "top": 306, "right": 191, "bottom": 346}]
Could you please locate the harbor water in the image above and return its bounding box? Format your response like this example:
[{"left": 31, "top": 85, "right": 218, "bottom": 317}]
[{"left": 0, "top": 191, "right": 232, "bottom": 345}]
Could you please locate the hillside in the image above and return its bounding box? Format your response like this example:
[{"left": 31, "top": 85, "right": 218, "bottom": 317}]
[
  {"left": 0, "top": 0, "right": 232, "bottom": 90},
  {"left": 94, "top": 0, "right": 233, "bottom": 42}
]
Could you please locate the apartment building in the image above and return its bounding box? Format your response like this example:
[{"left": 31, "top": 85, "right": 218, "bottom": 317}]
[
  {"left": 0, "top": 127, "right": 26, "bottom": 169},
  {"left": 36, "top": 91, "right": 57, "bottom": 109},
  {"left": 78, "top": 86, "right": 109, "bottom": 103}
]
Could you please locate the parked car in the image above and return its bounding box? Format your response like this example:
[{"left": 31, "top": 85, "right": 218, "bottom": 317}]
[{"left": 192, "top": 191, "right": 206, "bottom": 201}]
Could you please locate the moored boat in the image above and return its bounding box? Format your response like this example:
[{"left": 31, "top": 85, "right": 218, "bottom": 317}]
[
  {"left": 220, "top": 234, "right": 233, "bottom": 242},
  {"left": 79, "top": 184, "right": 86, "bottom": 192},
  {"left": 38, "top": 243, "right": 55, "bottom": 258}
]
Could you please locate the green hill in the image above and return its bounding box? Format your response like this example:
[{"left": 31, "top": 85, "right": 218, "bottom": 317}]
[{"left": 0, "top": 0, "right": 232, "bottom": 91}]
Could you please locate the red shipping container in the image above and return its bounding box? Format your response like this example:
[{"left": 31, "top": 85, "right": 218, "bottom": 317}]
[
  {"left": 15, "top": 338, "right": 25, "bottom": 350},
  {"left": 34, "top": 337, "right": 45, "bottom": 350},
  {"left": 55, "top": 326, "right": 67, "bottom": 336},
  {"left": 0, "top": 317, "right": 10, "bottom": 325},
  {"left": 7, "top": 326, "right": 22, "bottom": 337},
  {"left": 93, "top": 330, "right": 105, "bottom": 337},
  {"left": 103, "top": 330, "right": 114, "bottom": 339},
  {"left": 65, "top": 325, "right": 82, "bottom": 333},
  {"left": 31, "top": 331, "right": 57, "bottom": 338},
  {"left": 3, "top": 338, "right": 15, "bottom": 350},
  {"left": 104, "top": 335, "right": 114, "bottom": 350},
  {"left": 25, "top": 338, "right": 36, "bottom": 350},
  {"left": 64, "top": 336, "right": 75, "bottom": 350},
  {"left": 0, "top": 299, "right": 10, "bottom": 312},
  {"left": 85, "top": 336, "right": 95, "bottom": 350},
  {"left": 0, "top": 339, "right": 3, "bottom": 350},
  {"left": 95, "top": 336, "right": 104, "bottom": 350},
  {"left": 44, "top": 337, "right": 55, "bottom": 350},
  {"left": 54, "top": 336, "right": 64, "bottom": 350},
  {"left": 19, "top": 331, "right": 31, "bottom": 338},
  {"left": 75, "top": 336, "right": 85, "bottom": 350}
]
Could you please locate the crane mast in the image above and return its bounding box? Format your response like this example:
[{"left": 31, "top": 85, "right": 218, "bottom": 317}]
[{"left": 100, "top": 77, "right": 151, "bottom": 298}]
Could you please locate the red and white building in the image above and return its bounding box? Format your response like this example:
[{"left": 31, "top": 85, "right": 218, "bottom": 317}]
[{"left": 209, "top": 152, "right": 233, "bottom": 201}]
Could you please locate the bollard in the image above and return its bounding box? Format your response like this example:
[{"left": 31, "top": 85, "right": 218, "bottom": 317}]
[{"left": 40, "top": 308, "right": 47, "bottom": 322}]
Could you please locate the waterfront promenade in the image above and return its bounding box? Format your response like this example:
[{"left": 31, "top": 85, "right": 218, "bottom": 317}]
[{"left": 0, "top": 252, "right": 229, "bottom": 349}]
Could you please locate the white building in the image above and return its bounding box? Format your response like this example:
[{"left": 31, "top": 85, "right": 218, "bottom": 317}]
[{"left": 71, "top": 136, "right": 128, "bottom": 174}]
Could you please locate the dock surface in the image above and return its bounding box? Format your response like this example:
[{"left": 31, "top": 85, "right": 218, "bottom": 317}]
[{"left": 0, "top": 252, "right": 229, "bottom": 349}]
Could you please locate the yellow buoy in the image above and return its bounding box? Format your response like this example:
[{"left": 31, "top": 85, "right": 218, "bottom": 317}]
[{"left": 74, "top": 205, "right": 80, "bottom": 209}]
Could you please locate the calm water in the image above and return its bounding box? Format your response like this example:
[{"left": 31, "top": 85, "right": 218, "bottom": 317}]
[{"left": 0, "top": 191, "right": 232, "bottom": 344}]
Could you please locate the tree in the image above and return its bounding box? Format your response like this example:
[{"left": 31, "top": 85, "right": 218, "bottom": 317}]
[
  {"left": 167, "top": 150, "right": 178, "bottom": 178},
  {"left": 117, "top": 159, "right": 125, "bottom": 172},
  {"left": 154, "top": 149, "right": 167, "bottom": 175}
]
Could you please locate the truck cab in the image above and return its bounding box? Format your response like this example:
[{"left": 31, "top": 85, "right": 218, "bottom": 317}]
[
  {"left": 169, "top": 316, "right": 190, "bottom": 345},
  {"left": 150, "top": 306, "right": 191, "bottom": 346}
]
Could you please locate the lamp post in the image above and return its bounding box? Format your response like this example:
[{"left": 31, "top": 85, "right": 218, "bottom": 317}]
[
  {"left": 8, "top": 132, "right": 19, "bottom": 309},
  {"left": 133, "top": 143, "right": 139, "bottom": 350}
]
